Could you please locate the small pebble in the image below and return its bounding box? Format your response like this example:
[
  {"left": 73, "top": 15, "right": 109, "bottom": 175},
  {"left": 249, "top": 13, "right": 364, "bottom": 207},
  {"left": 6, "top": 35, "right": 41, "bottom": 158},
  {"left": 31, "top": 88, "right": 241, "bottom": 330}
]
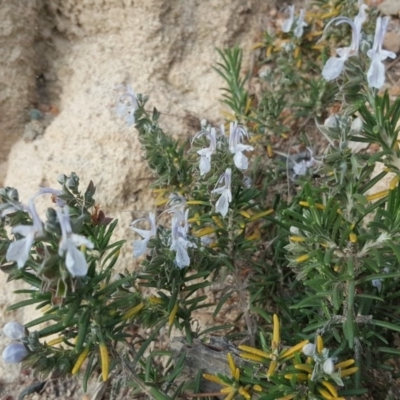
[{"left": 384, "top": 31, "right": 400, "bottom": 54}]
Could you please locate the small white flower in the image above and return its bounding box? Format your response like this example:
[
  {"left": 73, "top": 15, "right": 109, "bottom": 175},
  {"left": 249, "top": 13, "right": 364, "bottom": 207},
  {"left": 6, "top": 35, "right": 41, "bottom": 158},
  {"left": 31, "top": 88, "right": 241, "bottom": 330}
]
[
  {"left": 372, "top": 278, "right": 382, "bottom": 292},
  {"left": 193, "top": 127, "right": 217, "bottom": 175},
  {"left": 354, "top": 0, "right": 368, "bottom": 34},
  {"left": 212, "top": 168, "right": 232, "bottom": 218},
  {"left": 57, "top": 207, "right": 94, "bottom": 277},
  {"left": 131, "top": 212, "right": 157, "bottom": 258},
  {"left": 323, "top": 358, "right": 335, "bottom": 375},
  {"left": 200, "top": 235, "right": 214, "bottom": 247},
  {"left": 302, "top": 343, "right": 316, "bottom": 356},
  {"left": 324, "top": 115, "right": 338, "bottom": 128},
  {"left": 282, "top": 5, "right": 295, "bottom": 33},
  {"left": 293, "top": 160, "right": 308, "bottom": 176},
  {"left": 351, "top": 117, "right": 363, "bottom": 132},
  {"left": 169, "top": 210, "right": 197, "bottom": 269},
  {"left": 116, "top": 85, "right": 138, "bottom": 126},
  {"left": 167, "top": 193, "right": 187, "bottom": 213},
  {"left": 6, "top": 198, "right": 44, "bottom": 268},
  {"left": 2, "top": 343, "right": 28, "bottom": 364},
  {"left": 322, "top": 15, "right": 362, "bottom": 81},
  {"left": 229, "top": 123, "right": 253, "bottom": 170},
  {"left": 367, "top": 17, "right": 396, "bottom": 89},
  {"left": 294, "top": 9, "right": 308, "bottom": 38},
  {"left": 3, "top": 322, "right": 25, "bottom": 341},
  {"left": 243, "top": 176, "right": 252, "bottom": 188},
  {"left": 293, "top": 148, "right": 317, "bottom": 177},
  {"left": 372, "top": 267, "right": 390, "bottom": 292}
]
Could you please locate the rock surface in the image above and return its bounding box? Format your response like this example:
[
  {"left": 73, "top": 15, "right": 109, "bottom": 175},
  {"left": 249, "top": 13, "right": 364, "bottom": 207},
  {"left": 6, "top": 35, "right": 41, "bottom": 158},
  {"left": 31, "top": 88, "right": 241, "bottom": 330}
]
[
  {"left": 0, "top": 0, "right": 270, "bottom": 390},
  {"left": 384, "top": 31, "right": 400, "bottom": 55},
  {"left": 0, "top": 1, "right": 38, "bottom": 184},
  {"left": 378, "top": 0, "right": 400, "bottom": 16}
]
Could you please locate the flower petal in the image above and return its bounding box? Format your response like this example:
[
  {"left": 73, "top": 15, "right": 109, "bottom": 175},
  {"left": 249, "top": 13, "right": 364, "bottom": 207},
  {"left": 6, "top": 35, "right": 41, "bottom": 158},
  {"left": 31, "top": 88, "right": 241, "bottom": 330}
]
[
  {"left": 6, "top": 234, "right": 35, "bottom": 268},
  {"left": 2, "top": 343, "right": 28, "bottom": 363},
  {"left": 215, "top": 190, "right": 230, "bottom": 217},
  {"left": 293, "top": 160, "right": 308, "bottom": 176},
  {"left": 323, "top": 358, "right": 335, "bottom": 375},
  {"left": 282, "top": 5, "right": 295, "bottom": 33},
  {"left": 294, "top": 9, "right": 307, "bottom": 38},
  {"left": 133, "top": 238, "right": 150, "bottom": 258},
  {"left": 66, "top": 241, "right": 88, "bottom": 277},
  {"left": 171, "top": 237, "right": 191, "bottom": 268},
  {"left": 367, "top": 53, "right": 385, "bottom": 89},
  {"left": 3, "top": 322, "right": 25, "bottom": 340},
  {"left": 71, "top": 234, "right": 94, "bottom": 249},
  {"left": 322, "top": 56, "right": 346, "bottom": 81},
  {"left": 234, "top": 151, "right": 249, "bottom": 170},
  {"left": 302, "top": 343, "right": 316, "bottom": 356},
  {"left": 199, "top": 155, "right": 211, "bottom": 175}
]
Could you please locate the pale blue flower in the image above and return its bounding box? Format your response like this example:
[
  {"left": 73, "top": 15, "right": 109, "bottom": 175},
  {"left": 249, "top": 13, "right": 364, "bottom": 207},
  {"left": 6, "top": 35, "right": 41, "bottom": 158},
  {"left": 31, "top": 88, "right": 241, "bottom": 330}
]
[
  {"left": 6, "top": 198, "right": 44, "bottom": 268},
  {"left": 354, "top": 0, "right": 368, "bottom": 34},
  {"left": 200, "top": 235, "right": 214, "bottom": 247},
  {"left": 193, "top": 127, "right": 217, "bottom": 175},
  {"left": 282, "top": 5, "right": 295, "bottom": 33},
  {"left": 293, "top": 148, "right": 316, "bottom": 176},
  {"left": 131, "top": 212, "right": 157, "bottom": 258},
  {"left": 169, "top": 209, "right": 197, "bottom": 269},
  {"left": 372, "top": 267, "right": 390, "bottom": 293},
  {"left": 322, "top": 17, "right": 361, "bottom": 81},
  {"left": 229, "top": 123, "right": 253, "bottom": 170},
  {"left": 57, "top": 207, "right": 94, "bottom": 277},
  {"left": 282, "top": 6, "right": 308, "bottom": 38},
  {"left": 302, "top": 343, "right": 316, "bottom": 356},
  {"left": 367, "top": 17, "right": 396, "bottom": 89},
  {"left": 322, "top": 1, "right": 367, "bottom": 81},
  {"left": 294, "top": 9, "right": 308, "bottom": 38},
  {"left": 116, "top": 85, "right": 138, "bottom": 126},
  {"left": 167, "top": 193, "right": 187, "bottom": 213},
  {"left": 212, "top": 168, "right": 232, "bottom": 218}
]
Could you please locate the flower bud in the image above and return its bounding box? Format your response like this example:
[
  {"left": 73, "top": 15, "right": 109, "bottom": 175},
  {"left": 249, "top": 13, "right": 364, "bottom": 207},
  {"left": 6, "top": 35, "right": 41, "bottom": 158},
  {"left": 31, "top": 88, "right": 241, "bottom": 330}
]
[
  {"left": 243, "top": 176, "right": 252, "bottom": 188},
  {"left": 66, "top": 177, "right": 77, "bottom": 190},
  {"left": 323, "top": 358, "right": 335, "bottom": 374},
  {"left": 3, "top": 322, "right": 25, "bottom": 340},
  {"left": 372, "top": 279, "right": 382, "bottom": 292},
  {"left": 8, "top": 188, "right": 19, "bottom": 202},
  {"left": 350, "top": 117, "right": 363, "bottom": 133},
  {"left": 324, "top": 115, "right": 338, "bottom": 128},
  {"left": 290, "top": 226, "right": 300, "bottom": 235},
  {"left": 57, "top": 174, "right": 67, "bottom": 185},
  {"left": 302, "top": 343, "right": 316, "bottom": 356},
  {"left": 2, "top": 343, "right": 28, "bottom": 363}
]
